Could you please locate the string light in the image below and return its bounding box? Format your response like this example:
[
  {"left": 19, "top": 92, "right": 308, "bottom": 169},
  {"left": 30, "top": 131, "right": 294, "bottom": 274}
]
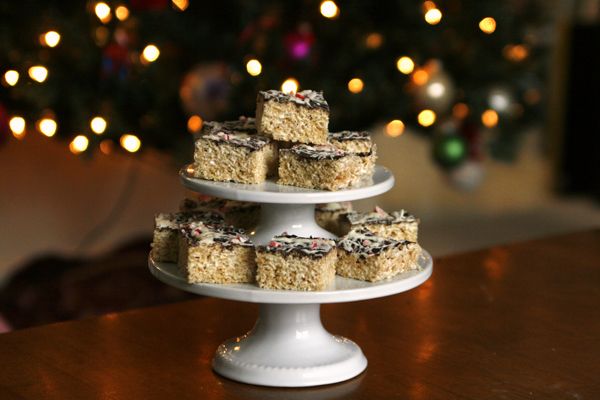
[
  {"left": 481, "top": 109, "right": 499, "bottom": 127},
  {"left": 426, "top": 82, "right": 446, "bottom": 98},
  {"left": 38, "top": 118, "right": 57, "bottom": 137},
  {"left": 141, "top": 44, "right": 160, "bottom": 63},
  {"left": 320, "top": 1, "right": 339, "bottom": 19},
  {"left": 418, "top": 109, "right": 436, "bottom": 127},
  {"left": 347, "top": 78, "right": 364, "bottom": 94},
  {"left": 172, "top": 0, "right": 189, "bottom": 11},
  {"left": 396, "top": 56, "right": 415, "bottom": 74},
  {"left": 423, "top": 1, "right": 437, "bottom": 11},
  {"left": 4, "top": 70, "right": 19, "bottom": 86},
  {"left": 95, "top": 2, "right": 112, "bottom": 23},
  {"left": 115, "top": 5, "right": 130, "bottom": 21},
  {"left": 504, "top": 44, "right": 528, "bottom": 62},
  {"left": 9, "top": 116, "right": 26, "bottom": 138},
  {"left": 69, "top": 135, "right": 89, "bottom": 154},
  {"left": 120, "top": 134, "right": 141, "bottom": 152},
  {"left": 90, "top": 116, "right": 107, "bottom": 134},
  {"left": 479, "top": 17, "right": 496, "bottom": 34},
  {"left": 424, "top": 8, "right": 442, "bottom": 25},
  {"left": 40, "top": 31, "right": 61, "bottom": 47},
  {"left": 28, "top": 66, "right": 48, "bottom": 83},
  {"left": 385, "top": 120, "right": 405, "bottom": 137},
  {"left": 453, "top": 103, "right": 469, "bottom": 119},
  {"left": 246, "top": 59, "right": 262, "bottom": 76},
  {"left": 412, "top": 69, "right": 429, "bottom": 85},
  {"left": 365, "top": 33, "right": 383, "bottom": 49},
  {"left": 99, "top": 139, "right": 114, "bottom": 155},
  {"left": 281, "top": 78, "right": 299, "bottom": 94},
  {"left": 187, "top": 115, "right": 203, "bottom": 133}
]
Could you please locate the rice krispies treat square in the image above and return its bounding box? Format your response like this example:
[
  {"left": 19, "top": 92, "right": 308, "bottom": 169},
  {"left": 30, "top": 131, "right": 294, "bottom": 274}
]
[
  {"left": 340, "top": 207, "right": 419, "bottom": 242},
  {"left": 315, "top": 202, "right": 354, "bottom": 236},
  {"left": 278, "top": 144, "right": 365, "bottom": 191},
  {"left": 180, "top": 195, "right": 261, "bottom": 231},
  {"left": 193, "top": 130, "right": 277, "bottom": 184},
  {"left": 256, "top": 90, "right": 329, "bottom": 144},
  {"left": 150, "top": 211, "right": 224, "bottom": 263},
  {"left": 199, "top": 116, "right": 256, "bottom": 136},
  {"left": 336, "top": 229, "right": 421, "bottom": 282},
  {"left": 256, "top": 235, "right": 337, "bottom": 291},
  {"left": 178, "top": 222, "right": 256, "bottom": 284},
  {"left": 328, "top": 131, "right": 377, "bottom": 177}
]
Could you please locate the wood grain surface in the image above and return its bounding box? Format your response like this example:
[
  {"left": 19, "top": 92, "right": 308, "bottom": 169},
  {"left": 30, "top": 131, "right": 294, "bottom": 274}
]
[{"left": 0, "top": 230, "right": 598, "bottom": 399}]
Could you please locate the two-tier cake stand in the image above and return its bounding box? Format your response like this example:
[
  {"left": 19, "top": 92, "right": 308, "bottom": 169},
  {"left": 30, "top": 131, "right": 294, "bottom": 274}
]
[{"left": 148, "top": 165, "right": 433, "bottom": 387}]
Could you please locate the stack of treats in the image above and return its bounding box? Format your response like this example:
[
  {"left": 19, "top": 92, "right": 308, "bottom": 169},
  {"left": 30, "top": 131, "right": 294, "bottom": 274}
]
[
  {"left": 191, "top": 89, "right": 376, "bottom": 190},
  {"left": 151, "top": 89, "right": 422, "bottom": 291}
]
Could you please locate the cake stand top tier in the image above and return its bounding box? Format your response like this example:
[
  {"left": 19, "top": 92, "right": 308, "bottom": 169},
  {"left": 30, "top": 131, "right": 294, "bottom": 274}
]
[{"left": 180, "top": 164, "right": 394, "bottom": 204}]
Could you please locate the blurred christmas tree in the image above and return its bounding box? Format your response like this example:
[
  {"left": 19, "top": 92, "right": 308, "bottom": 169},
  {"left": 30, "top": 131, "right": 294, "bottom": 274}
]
[{"left": 0, "top": 0, "right": 550, "bottom": 171}]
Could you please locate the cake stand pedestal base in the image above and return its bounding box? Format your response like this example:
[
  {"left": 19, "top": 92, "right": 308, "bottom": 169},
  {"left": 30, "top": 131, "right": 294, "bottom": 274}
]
[
  {"left": 212, "top": 303, "right": 367, "bottom": 387},
  {"left": 251, "top": 203, "right": 336, "bottom": 245}
]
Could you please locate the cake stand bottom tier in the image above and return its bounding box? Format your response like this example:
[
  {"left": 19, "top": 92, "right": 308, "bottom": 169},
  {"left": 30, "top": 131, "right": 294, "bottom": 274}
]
[{"left": 212, "top": 303, "right": 367, "bottom": 387}]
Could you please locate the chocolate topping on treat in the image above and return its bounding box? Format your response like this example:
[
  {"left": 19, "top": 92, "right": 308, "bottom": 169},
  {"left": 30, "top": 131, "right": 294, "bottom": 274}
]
[
  {"left": 202, "top": 117, "right": 256, "bottom": 135},
  {"left": 289, "top": 144, "right": 347, "bottom": 160},
  {"left": 347, "top": 208, "right": 418, "bottom": 226},
  {"left": 203, "top": 131, "right": 271, "bottom": 151},
  {"left": 328, "top": 130, "right": 371, "bottom": 141},
  {"left": 155, "top": 211, "right": 223, "bottom": 230},
  {"left": 258, "top": 234, "right": 335, "bottom": 258},
  {"left": 181, "top": 221, "right": 253, "bottom": 248},
  {"left": 338, "top": 229, "right": 410, "bottom": 257},
  {"left": 259, "top": 90, "right": 329, "bottom": 111}
]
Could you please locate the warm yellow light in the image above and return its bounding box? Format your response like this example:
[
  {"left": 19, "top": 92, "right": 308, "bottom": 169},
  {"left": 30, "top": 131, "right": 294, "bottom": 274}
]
[
  {"left": 28, "top": 66, "right": 48, "bottom": 83},
  {"left": 69, "top": 135, "right": 89, "bottom": 154},
  {"left": 90, "top": 116, "right": 107, "bottom": 134},
  {"left": 453, "top": 103, "right": 469, "bottom": 119},
  {"left": 481, "top": 109, "right": 499, "bottom": 128},
  {"left": 385, "top": 120, "right": 405, "bottom": 137},
  {"left": 142, "top": 44, "right": 160, "bottom": 63},
  {"left": 412, "top": 69, "right": 429, "bottom": 86},
  {"left": 4, "top": 70, "right": 19, "bottom": 86},
  {"left": 9, "top": 116, "right": 26, "bottom": 138},
  {"left": 396, "top": 56, "right": 415, "bottom": 74},
  {"left": 246, "top": 59, "right": 262, "bottom": 76},
  {"left": 120, "top": 134, "right": 141, "bottom": 152},
  {"left": 320, "top": 0, "right": 339, "bottom": 18},
  {"left": 41, "top": 31, "right": 61, "bottom": 47},
  {"left": 38, "top": 118, "right": 57, "bottom": 137},
  {"left": 172, "top": 0, "right": 189, "bottom": 11},
  {"left": 365, "top": 32, "right": 383, "bottom": 49},
  {"left": 479, "top": 17, "right": 496, "bottom": 34},
  {"left": 95, "top": 2, "right": 112, "bottom": 23},
  {"left": 425, "top": 8, "right": 442, "bottom": 25},
  {"left": 281, "top": 78, "right": 299, "bottom": 94},
  {"left": 115, "top": 5, "right": 130, "bottom": 21},
  {"left": 187, "top": 115, "right": 203, "bottom": 133},
  {"left": 347, "top": 78, "right": 364, "bottom": 94},
  {"left": 418, "top": 109, "right": 436, "bottom": 127},
  {"left": 99, "top": 139, "right": 114, "bottom": 155}
]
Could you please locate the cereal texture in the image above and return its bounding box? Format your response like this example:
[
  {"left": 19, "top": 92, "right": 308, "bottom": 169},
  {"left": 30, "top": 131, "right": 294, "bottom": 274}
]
[{"left": 256, "top": 251, "right": 336, "bottom": 291}]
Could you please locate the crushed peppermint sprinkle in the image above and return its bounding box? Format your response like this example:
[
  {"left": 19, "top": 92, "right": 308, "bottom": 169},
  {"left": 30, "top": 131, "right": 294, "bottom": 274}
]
[
  {"left": 180, "top": 222, "right": 253, "bottom": 247},
  {"left": 259, "top": 89, "right": 329, "bottom": 110},
  {"left": 260, "top": 234, "right": 335, "bottom": 258}
]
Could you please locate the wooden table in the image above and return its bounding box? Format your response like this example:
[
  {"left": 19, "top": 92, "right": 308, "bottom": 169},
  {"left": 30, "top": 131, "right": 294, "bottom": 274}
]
[{"left": 1, "top": 230, "right": 598, "bottom": 399}]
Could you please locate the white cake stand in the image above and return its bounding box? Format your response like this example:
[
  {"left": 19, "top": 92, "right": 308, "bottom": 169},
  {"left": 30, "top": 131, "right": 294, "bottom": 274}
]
[{"left": 148, "top": 165, "right": 433, "bottom": 387}]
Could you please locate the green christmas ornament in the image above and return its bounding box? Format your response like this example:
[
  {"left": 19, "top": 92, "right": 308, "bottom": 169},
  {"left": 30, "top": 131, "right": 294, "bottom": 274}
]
[{"left": 432, "top": 135, "right": 467, "bottom": 168}]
